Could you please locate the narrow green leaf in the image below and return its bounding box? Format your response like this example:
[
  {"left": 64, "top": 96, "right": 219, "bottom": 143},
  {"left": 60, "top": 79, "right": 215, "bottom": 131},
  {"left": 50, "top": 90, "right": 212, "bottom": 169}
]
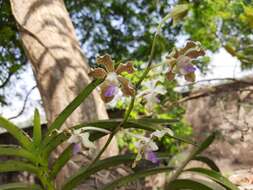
[
  {"left": 195, "top": 132, "right": 216, "bottom": 155},
  {"left": 0, "top": 183, "right": 42, "bottom": 190},
  {"left": 42, "top": 132, "right": 71, "bottom": 158},
  {"left": 102, "top": 167, "right": 174, "bottom": 190},
  {"left": 47, "top": 79, "right": 103, "bottom": 134},
  {"left": 184, "top": 168, "right": 239, "bottom": 190},
  {"left": 33, "top": 109, "right": 42, "bottom": 147},
  {"left": 168, "top": 179, "right": 214, "bottom": 190},
  {"left": 0, "top": 145, "right": 39, "bottom": 164},
  {"left": 193, "top": 156, "right": 220, "bottom": 172},
  {"left": 62, "top": 154, "right": 136, "bottom": 190},
  {"left": 0, "top": 160, "right": 39, "bottom": 175},
  {"left": 50, "top": 144, "right": 74, "bottom": 179},
  {"left": 0, "top": 116, "right": 33, "bottom": 150}
]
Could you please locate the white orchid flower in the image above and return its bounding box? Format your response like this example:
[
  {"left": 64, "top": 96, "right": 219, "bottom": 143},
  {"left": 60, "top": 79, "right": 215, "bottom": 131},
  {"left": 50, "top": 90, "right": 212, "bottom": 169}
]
[
  {"left": 151, "top": 128, "right": 174, "bottom": 139},
  {"left": 68, "top": 127, "right": 111, "bottom": 155},
  {"left": 132, "top": 135, "right": 159, "bottom": 167},
  {"left": 131, "top": 127, "right": 174, "bottom": 167},
  {"left": 138, "top": 79, "right": 167, "bottom": 112}
]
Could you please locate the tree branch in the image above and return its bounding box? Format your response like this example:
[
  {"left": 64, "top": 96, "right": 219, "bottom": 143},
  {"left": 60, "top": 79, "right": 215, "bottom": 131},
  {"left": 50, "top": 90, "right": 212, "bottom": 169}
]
[{"left": 8, "top": 86, "right": 36, "bottom": 120}]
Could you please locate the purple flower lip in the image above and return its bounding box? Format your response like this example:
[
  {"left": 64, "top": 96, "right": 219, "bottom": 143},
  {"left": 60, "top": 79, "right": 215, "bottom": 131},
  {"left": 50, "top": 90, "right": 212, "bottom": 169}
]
[
  {"left": 73, "top": 143, "right": 81, "bottom": 155},
  {"left": 184, "top": 65, "right": 196, "bottom": 73},
  {"left": 104, "top": 84, "right": 117, "bottom": 97},
  {"left": 146, "top": 151, "right": 159, "bottom": 164}
]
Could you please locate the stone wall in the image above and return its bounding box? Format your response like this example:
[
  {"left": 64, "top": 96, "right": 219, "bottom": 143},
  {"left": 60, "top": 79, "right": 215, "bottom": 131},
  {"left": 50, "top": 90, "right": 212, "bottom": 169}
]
[{"left": 184, "top": 78, "right": 253, "bottom": 174}]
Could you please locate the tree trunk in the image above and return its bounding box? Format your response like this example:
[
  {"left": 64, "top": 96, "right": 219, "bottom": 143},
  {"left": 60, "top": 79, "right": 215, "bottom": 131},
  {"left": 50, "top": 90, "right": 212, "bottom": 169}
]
[{"left": 10, "top": 0, "right": 118, "bottom": 189}]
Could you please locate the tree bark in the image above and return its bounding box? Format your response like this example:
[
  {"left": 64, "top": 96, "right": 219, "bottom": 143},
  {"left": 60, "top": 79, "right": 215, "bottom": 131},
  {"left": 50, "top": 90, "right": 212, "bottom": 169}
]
[{"left": 10, "top": 0, "right": 118, "bottom": 189}]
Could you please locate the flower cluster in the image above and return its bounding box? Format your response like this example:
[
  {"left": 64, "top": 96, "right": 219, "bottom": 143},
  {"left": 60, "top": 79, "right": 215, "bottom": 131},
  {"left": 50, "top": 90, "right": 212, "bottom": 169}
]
[
  {"left": 132, "top": 127, "right": 174, "bottom": 167},
  {"left": 166, "top": 41, "right": 205, "bottom": 82},
  {"left": 89, "top": 54, "right": 135, "bottom": 102}
]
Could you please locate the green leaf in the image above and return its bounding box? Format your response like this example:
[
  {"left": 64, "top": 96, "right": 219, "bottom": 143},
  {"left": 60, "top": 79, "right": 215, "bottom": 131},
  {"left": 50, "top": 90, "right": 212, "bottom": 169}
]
[
  {"left": 46, "top": 79, "right": 103, "bottom": 135},
  {"left": 193, "top": 156, "right": 220, "bottom": 172},
  {"left": 0, "top": 160, "right": 39, "bottom": 175},
  {"left": 33, "top": 109, "right": 42, "bottom": 147},
  {"left": 168, "top": 179, "right": 214, "bottom": 190},
  {"left": 184, "top": 168, "right": 239, "bottom": 190},
  {"left": 0, "top": 116, "right": 33, "bottom": 150},
  {"left": 0, "top": 183, "right": 42, "bottom": 190},
  {"left": 42, "top": 132, "right": 71, "bottom": 159},
  {"left": 0, "top": 145, "right": 39, "bottom": 164},
  {"left": 50, "top": 144, "right": 74, "bottom": 179},
  {"left": 195, "top": 132, "right": 216, "bottom": 155},
  {"left": 62, "top": 154, "right": 136, "bottom": 190},
  {"left": 102, "top": 166, "right": 174, "bottom": 190}
]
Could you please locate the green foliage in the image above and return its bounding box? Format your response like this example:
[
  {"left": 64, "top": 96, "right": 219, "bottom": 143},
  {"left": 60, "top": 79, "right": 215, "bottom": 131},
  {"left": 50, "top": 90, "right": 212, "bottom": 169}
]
[{"left": 184, "top": 0, "right": 253, "bottom": 69}]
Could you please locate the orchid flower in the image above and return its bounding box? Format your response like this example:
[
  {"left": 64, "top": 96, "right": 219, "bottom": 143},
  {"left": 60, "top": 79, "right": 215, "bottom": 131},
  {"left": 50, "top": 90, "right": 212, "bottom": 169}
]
[
  {"left": 67, "top": 127, "right": 110, "bottom": 155},
  {"left": 89, "top": 54, "right": 135, "bottom": 102},
  {"left": 133, "top": 135, "right": 159, "bottom": 167},
  {"left": 132, "top": 127, "right": 174, "bottom": 167},
  {"left": 139, "top": 79, "right": 167, "bottom": 112},
  {"left": 166, "top": 41, "right": 205, "bottom": 82}
]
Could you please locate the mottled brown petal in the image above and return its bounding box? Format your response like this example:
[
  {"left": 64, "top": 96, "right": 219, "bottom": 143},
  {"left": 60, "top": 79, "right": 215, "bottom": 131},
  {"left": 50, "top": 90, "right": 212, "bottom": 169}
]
[
  {"left": 88, "top": 68, "right": 107, "bottom": 79},
  {"left": 96, "top": 54, "right": 114, "bottom": 72},
  {"left": 100, "top": 82, "right": 115, "bottom": 103},
  {"left": 118, "top": 76, "right": 135, "bottom": 96},
  {"left": 185, "top": 49, "right": 205, "bottom": 59},
  {"left": 179, "top": 41, "right": 197, "bottom": 55},
  {"left": 184, "top": 72, "right": 196, "bottom": 82},
  {"left": 116, "top": 61, "right": 135, "bottom": 75},
  {"left": 166, "top": 71, "right": 175, "bottom": 81}
]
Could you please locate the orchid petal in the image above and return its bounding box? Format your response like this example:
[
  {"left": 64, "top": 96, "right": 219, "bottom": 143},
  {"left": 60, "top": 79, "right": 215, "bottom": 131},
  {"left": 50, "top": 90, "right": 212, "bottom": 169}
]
[
  {"left": 73, "top": 143, "right": 82, "bottom": 155},
  {"left": 96, "top": 54, "right": 114, "bottom": 72},
  {"left": 88, "top": 68, "right": 107, "bottom": 79},
  {"left": 117, "top": 76, "right": 135, "bottom": 96},
  {"left": 146, "top": 151, "right": 159, "bottom": 164},
  {"left": 100, "top": 82, "right": 116, "bottom": 102},
  {"left": 116, "top": 61, "right": 134, "bottom": 74},
  {"left": 80, "top": 133, "right": 96, "bottom": 149}
]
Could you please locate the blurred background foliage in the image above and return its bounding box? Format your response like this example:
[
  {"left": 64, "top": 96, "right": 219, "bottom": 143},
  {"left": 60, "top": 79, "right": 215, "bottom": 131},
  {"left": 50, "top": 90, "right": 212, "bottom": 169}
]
[{"left": 0, "top": 0, "right": 252, "bottom": 155}]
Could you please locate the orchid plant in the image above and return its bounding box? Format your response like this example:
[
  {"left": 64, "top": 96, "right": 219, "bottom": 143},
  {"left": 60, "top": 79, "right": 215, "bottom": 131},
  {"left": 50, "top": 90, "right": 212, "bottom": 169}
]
[{"left": 0, "top": 4, "right": 239, "bottom": 190}]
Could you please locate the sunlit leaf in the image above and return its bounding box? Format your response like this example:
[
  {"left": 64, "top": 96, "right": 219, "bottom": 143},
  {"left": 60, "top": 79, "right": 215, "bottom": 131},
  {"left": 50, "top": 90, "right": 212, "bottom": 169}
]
[
  {"left": 184, "top": 168, "right": 239, "bottom": 190},
  {"left": 0, "top": 116, "right": 33, "bottom": 150},
  {"left": 0, "top": 183, "right": 42, "bottom": 190},
  {"left": 168, "top": 179, "right": 214, "bottom": 190},
  {"left": 33, "top": 109, "right": 42, "bottom": 148},
  {"left": 0, "top": 145, "right": 39, "bottom": 164},
  {"left": 193, "top": 156, "right": 220, "bottom": 172},
  {"left": 50, "top": 144, "right": 74, "bottom": 179}
]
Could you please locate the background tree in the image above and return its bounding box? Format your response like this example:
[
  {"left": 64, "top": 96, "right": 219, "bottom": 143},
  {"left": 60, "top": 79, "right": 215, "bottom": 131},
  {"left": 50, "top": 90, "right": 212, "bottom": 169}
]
[{"left": 9, "top": 0, "right": 118, "bottom": 189}]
